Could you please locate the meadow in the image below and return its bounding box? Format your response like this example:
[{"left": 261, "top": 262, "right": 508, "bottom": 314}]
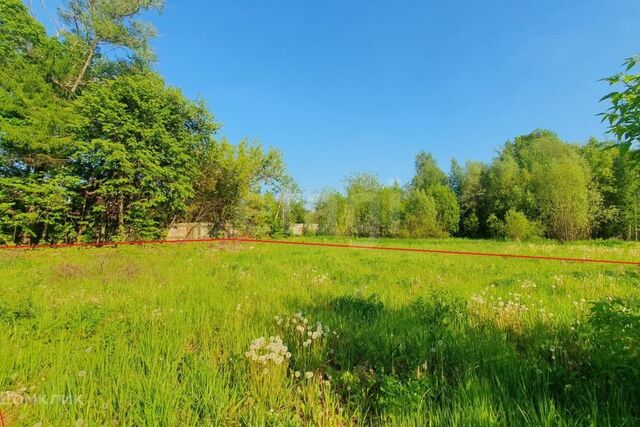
[{"left": 1, "top": 238, "right": 639, "bottom": 426}]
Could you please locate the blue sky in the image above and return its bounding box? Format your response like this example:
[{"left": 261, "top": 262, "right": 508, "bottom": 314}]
[{"left": 33, "top": 1, "right": 640, "bottom": 198}]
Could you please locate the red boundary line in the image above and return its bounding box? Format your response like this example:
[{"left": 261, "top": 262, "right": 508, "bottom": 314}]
[{"left": 0, "top": 237, "right": 638, "bottom": 266}]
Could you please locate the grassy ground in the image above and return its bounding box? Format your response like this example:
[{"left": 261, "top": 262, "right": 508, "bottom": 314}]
[{"left": 1, "top": 238, "right": 639, "bottom": 426}]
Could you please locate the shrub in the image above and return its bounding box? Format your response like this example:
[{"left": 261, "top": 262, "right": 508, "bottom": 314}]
[
  {"left": 503, "top": 209, "right": 542, "bottom": 241},
  {"left": 400, "top": 190, "right": 446, "bottom": 238},
  {"left": 487, "top": 213, "right": 504, "bottom": 238}
]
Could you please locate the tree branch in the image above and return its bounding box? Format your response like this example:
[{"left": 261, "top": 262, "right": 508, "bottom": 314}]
[{"left": 70, "top": 38, "right": 98, "bottom": 94}]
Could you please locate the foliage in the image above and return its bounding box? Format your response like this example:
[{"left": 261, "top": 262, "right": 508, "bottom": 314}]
[
  {"left": 450, "top": 160, "right": 485, "bottom": 237},
  {"left": 0, "top": 0, "right": 295, "bottom": 244},
  {"left": 0, "top": 0, "right": 78, "bottom": 243},
  {"left": 70, "top": 73, "right": 215, "bottom": 240},
  {"left": 502, "top": 209, "right": 542, "bottom": 241},
  {"left": 582, "top": 139, "right": 640, "bottom": 240},
  {"left": 533, "top": 159, "right": 591, "bottom": 241},
  {"left": 59, "top": 0, "right": 164, "bottom": 94},
  {"left": 411, "top": 153, "right": 459, "bottom": 235},
  {"left": 400, "top": 189, "right": 442, "bottom": 238},
  {"left": 411, "top": 151, "right": 448, "bottom": 189},
  {"left": 0, "top": 0, "right": 46, "bottom": 59},
  {"left": 314, "top": 174, "right": 403, "bottom": 238},
  {"left": 341, "top": 173, "right": 403, "bottom": 237},
  {"left": 601, "top": 56, "right": 640, "bottom": 165},
  {"left": 473, "top": 130, "right": 595, "bottom": 241},
  {"left": 428, "top": 183, "right": 460, "bottom": 235},
  {"left": 314, "top": 190, "right": 348, "bottom": 236},
  {"left": 312, "top": 130, "right": 639, "bottom": 242},
  {"left": 3, "top": 3, "right": 640, "bottom": 245},
  {"left": 186, "top": 139, "right": 287, "bottom": 236},
  {"left": 313, "top": 155, "right": 458, "bottom": 239}
]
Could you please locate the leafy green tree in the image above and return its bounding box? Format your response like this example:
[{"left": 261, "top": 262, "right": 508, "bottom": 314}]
[
  {"left": 408, "top": 152, "right": 460, "bottom": 236},
  {"left": 187, "top": 139, "right": 285, "bottom": 236},
  {"left": 480, "top": 153, "right": 528, "bottom": 224},
  {"left": 601, "top": 56, "right": 640, "bottom": 165},
  {"left": 1, "top": 0, "right": 295, "bottom": 244},
  {"left": 480, "top": 130, "right": 593, "bottom": 241},
  {"left": 514, "top": 131, "right": 593, "bottom": 240},
  {"left": 411, "top": 152, "right": 448, "bottom": 190},
  {"left": 272, "top": 177, "right": 307, "bottom": 235},
  {"left": 581, "top": 138, "right": 627, "bottom": 238},
  {"left": 290, "top": 199, "right": 309, "bottom": 224},
  {"left": 0, "top": 186, "right": 13, "bottom": 243},
  {"left": 313, "top": 174, "right": 402, "bottom": 238},
  {"left": 448, "top": 159, "right": 464, "bottom": 198},
  {"left": 615, "top": 161, "right": 640, "bottom": 241},
  {"left": 239, "top": 192, "right": 277, "bottom": 237},
  {"left": 400, "top": 189, "right": 442, "bottom": 238},
  {"left": 71, "top": 72, "right": 216, "bottom": 241},
  {"left": 58, "top": 0, "right": 164, "bottom": 94},
  {"left": 344, "top": 173, "right": 383, "bottom": 237},
  {"left": 581, "top": 137, "right": 639, "bottom": 240},
  {"left": 376, "top": 184, "right": 403, "bottom": 237},
  {"left": 0, "top": 0, "right": 79, "bottom": 243},
  {"left": 486, "top": 213, "right": 504, "bottom": 238},
  {"left": 534, "top": 160, "right": 591, "bottom": 241},
  {"left": 314, "top": 190, "right": 349, "bottom": 236},
  {"left": 453, "top": 161, "right": 486, "bottom": 237},
  {"left": 429, "top": 183, "right": 460, "bottom": 234},
  {"left": 0, "top": 0, "right": 46, "bottom": 59}
]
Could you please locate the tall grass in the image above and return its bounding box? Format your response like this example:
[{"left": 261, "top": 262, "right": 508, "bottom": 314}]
[{"left": 1, "top": 238, "right": 639, "bottom": 425}]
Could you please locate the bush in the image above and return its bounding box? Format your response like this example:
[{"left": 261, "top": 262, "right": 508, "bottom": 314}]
[
  {"left": 400, "top": 190, "right": 446, "bottom": 238},
  {"left": 487, "top": 213, "right": 504, "bottom": 238},
  {"left": 503, "top": 210, "right": 542, "bottom": 241}
]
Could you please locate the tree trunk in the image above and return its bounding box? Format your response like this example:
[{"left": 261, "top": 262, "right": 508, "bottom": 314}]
[
  {"left": 118, "top": 197, "right": 125, "bottom": 238},
  {"left": 20, "top": 230, "right": 31, "bottom": 245},
  {"left": 70, "top": 39, "right": 98, "bottom": 95}
]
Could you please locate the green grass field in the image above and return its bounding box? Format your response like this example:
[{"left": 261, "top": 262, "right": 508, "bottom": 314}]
[{"left": 1, "top": 238, "right": 640, "bottom": 426}]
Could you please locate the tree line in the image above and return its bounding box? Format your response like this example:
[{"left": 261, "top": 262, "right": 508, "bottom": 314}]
[
  {"left": 311, "top": 52, "right": 640, "bottom": 243},
  {"left": 312, "top": 131, "right": 639, "bottom": 241},
  {"left": 1, "top": 1, "right": 639, "bottom": 244},
  {"left": 0, "top": 0, "right": 305, "bottom": 245},
  {"left": 311, "top": 51, "right": 640, "bottom": 243}
]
